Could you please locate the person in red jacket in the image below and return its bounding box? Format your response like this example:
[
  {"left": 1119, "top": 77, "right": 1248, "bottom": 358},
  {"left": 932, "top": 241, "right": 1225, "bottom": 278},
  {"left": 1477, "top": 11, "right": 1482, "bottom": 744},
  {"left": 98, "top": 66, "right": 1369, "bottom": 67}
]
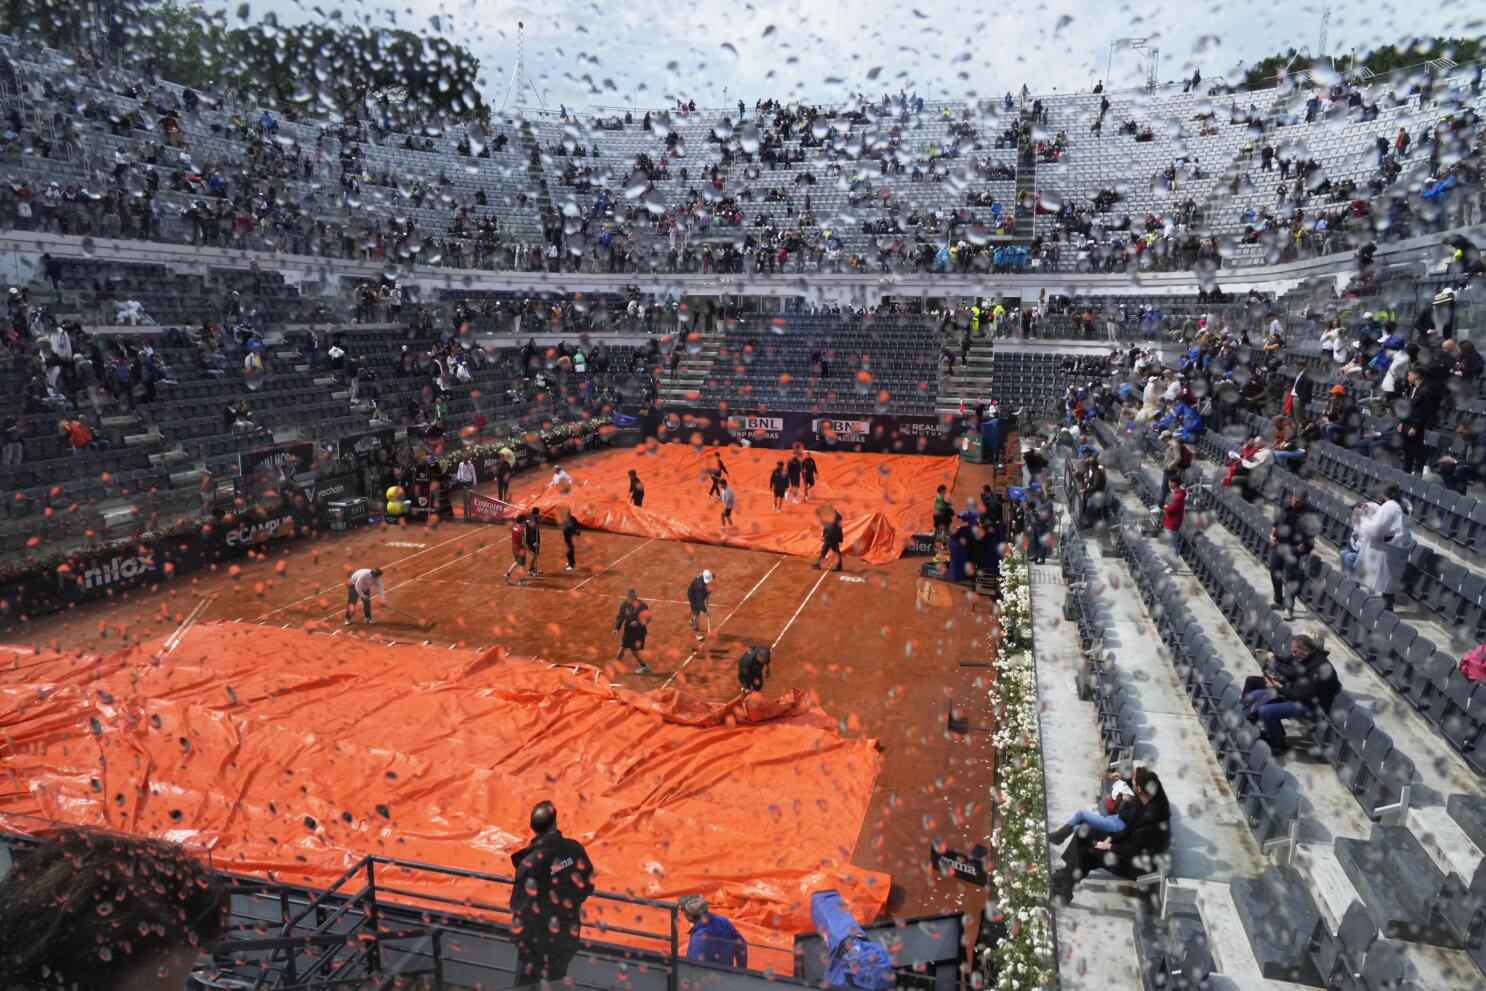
[
  {"left": 504, "top": 513, "right": 529, "bottom": 586},
  {"left": 1162, "top": 479, "right": 1186, "bottom": 553}
]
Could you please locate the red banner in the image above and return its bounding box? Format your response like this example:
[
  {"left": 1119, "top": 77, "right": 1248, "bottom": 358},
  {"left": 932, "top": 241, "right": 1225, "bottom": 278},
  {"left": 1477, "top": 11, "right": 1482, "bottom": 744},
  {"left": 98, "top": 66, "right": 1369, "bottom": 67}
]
[{"left": 464, "top": 490, "right": 513, "bottom": 523}]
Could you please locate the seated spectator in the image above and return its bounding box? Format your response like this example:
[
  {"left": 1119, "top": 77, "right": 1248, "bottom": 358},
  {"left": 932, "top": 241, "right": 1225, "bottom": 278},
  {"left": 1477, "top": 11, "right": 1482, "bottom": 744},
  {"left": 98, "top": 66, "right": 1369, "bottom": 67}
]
[
  {"left": 1432, "top": 419, "right": 1485, "bottom": 493},
  {"left": 1244, "top": 634, "right": 1342, "bottom": 754},
  {"left": 680, "top": 895, "right": 748, "bottom": 969},
  {"left": 0, "top": 827, "right": 227, "bottom": 991},
  {"left": 1049, "top": 770, "right": 1170, "bottom": 903},
  {"left": 1047, "top": 765, "right": 1153, "bottom": 844},
  {"left": 1318, "top": 384, "right": 1358, "bottom": 445}
]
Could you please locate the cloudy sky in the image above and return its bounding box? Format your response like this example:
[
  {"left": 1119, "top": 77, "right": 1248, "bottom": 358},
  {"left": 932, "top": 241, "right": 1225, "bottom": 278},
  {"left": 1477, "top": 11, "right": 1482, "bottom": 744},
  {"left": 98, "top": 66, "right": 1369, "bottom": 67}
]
[{"left": 226, "top": 0, "right": 1470, "bottom": 111}]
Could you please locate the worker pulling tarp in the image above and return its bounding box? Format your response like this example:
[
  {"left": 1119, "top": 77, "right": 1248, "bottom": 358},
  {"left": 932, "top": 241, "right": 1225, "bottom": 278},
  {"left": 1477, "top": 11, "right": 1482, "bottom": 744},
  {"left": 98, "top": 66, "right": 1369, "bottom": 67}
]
[
  {"left": 0, "top": 624, "right": 888, "bottom": 971},
  {"left": 811, "top": 889, "right": 899, "bottom": 989},
  {"left": 503, "top": 445, "right": 958, "bottom": 565}
]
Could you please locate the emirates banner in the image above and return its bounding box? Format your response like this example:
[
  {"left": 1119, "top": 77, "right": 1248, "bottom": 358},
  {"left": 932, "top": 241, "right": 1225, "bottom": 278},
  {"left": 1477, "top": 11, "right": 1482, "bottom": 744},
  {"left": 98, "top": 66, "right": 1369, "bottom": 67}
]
[{"left": 465, "top": 490, "right": 514, "bottom": 523}]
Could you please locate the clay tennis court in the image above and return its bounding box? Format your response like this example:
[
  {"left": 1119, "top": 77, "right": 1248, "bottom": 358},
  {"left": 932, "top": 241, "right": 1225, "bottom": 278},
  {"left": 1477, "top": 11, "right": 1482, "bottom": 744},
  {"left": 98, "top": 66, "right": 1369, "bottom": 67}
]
[{"left": 1, "top": 447, "right": 1012, "bottom": 954}]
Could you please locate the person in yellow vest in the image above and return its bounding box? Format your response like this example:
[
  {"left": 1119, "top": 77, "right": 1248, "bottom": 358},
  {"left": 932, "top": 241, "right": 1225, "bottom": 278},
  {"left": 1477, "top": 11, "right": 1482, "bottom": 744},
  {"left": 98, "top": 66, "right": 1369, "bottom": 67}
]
[{"left": 385, "top": 484, "right": 407, "bottom": 519}]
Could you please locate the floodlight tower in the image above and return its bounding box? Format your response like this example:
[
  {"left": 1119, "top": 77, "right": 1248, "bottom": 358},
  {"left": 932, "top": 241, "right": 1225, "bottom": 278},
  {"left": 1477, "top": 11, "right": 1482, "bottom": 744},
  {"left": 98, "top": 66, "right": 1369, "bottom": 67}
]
[{"left": 501, "top": 21, "right": 547, "bottom": 112}]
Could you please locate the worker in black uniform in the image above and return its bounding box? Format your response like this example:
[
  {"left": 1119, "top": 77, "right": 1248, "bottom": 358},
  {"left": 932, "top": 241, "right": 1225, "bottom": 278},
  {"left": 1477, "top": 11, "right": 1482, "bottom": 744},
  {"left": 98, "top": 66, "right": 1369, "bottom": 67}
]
[
  {"left": 494, "top": 456, "right": 513, "bottom": 502},
  {"left": 769, "top": 461, "right": 789, "bottom": 511},
  {"left": 687, "top": 569, "right": 714, "bottom": 641},
  {"left": 785, "top": 452, "right": 803, "bottom": 503},
  {"left": 812, "top": 511, "right": 844, "bottom": 571},
  {"left": 737, "top": 645, "right": 772, "bottom": 693},
  {"left": 561, "top": 510, "right": 582, "bottom": 571},
  {"left": 706, "top": 452, "right": 729, "bottom": 499},
  {"left": 510, "top": 801, "right": 595, "bottom": 987},
  {"left": 628, "top": 468, "right": 645, "bottom": 507},
  {"left": 800, "top": 453, "right": 819, "bottom": 501},
  {"left": 524, "top": 512, "right": 542, "bottom": 576},
  {"left": 614, "top": 588, "right": 650, "bottom": 673}
]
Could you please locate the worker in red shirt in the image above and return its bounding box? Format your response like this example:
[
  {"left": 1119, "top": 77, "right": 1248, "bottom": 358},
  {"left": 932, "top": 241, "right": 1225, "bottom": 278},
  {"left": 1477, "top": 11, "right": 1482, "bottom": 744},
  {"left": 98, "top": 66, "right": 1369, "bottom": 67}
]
[{"left": 504, "top": 513, "right": 529, "bottom": 586}]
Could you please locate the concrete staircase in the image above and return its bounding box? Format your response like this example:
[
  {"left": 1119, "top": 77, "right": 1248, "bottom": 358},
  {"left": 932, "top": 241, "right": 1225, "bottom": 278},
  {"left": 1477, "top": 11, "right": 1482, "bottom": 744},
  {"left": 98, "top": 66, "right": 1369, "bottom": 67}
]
[
  {"left": 657, "top": 321, "right": 724, "bottom": 405},
  {"left": 934, "top": 338, "right": 994, "bottom": 414}
]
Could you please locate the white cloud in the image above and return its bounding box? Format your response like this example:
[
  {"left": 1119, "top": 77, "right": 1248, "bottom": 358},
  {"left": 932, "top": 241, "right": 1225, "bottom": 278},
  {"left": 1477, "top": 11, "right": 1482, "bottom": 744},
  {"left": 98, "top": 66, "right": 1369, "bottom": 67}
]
[{"left": 214, "top": 0, "right": 1469, "bottom": 111}]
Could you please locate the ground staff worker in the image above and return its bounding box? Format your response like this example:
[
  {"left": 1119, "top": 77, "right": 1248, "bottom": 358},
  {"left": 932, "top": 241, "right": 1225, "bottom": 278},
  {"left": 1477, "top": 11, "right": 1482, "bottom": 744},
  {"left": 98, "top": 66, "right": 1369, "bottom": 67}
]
[
  {"left": 615, "top": 589, "right": 650, "bottom": 673},
  {"left": 769, "top": 462, "right": 789, "bottom": 511},
  {"left": 628, "top": 469, "right": 645, "bottom": 506},
  {"left": 706, "top": 452, "right": 729, "bottom": 498},
  {"left": 344, "top": 567, "right": 385, "bottom": 624},
  {"left": 687, "top": 569, "right": 715, "bottom": 641},
  {"left": 524, "top": 513, "right": 543, "bottom": 575},
  {"left": 510, "top": 801, "right": 594, "bottom": 987},
  {"left": 495, "top": 456, "right": 513, "bottom": 502},
  {"left": 801, "top": 453, "right": 819, "bottom": 500},
  {"left": 561, "top": 512, "right": 582, "bottom": 571},
  {"left": 813, "top": 512, "right": 844, "bottom": 571}
]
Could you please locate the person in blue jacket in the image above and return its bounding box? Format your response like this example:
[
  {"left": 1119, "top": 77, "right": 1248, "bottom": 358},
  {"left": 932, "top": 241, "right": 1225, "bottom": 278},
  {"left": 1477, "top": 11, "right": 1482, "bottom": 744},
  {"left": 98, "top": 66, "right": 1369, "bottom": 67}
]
[
  {"left": 680, "top": 895, "right": 748, "bottom": 969},
  {"left": 1155, "top": 400, "right": 1203, "bottom": 443},
  {"left": 979, "top": 413, "right": 1004, "bottom": 465}
]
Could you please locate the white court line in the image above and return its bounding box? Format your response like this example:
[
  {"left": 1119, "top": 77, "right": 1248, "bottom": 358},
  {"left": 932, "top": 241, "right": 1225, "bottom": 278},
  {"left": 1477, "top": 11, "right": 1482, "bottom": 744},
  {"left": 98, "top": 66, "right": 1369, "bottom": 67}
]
[
  {"left": 259, "top": 525, "right": 488, "bottom": 620},
  {"left": 573, "top": 537, "right": 656, "bottom": 590},
  {"left": 661, "top": 557, "right": 784, "bottom": 689},
  {"left": 771, "top": 569, "right": 830, "bottom": 649},
  {"left": 162, "top": 596, "right": 214, "bottom": 656}
]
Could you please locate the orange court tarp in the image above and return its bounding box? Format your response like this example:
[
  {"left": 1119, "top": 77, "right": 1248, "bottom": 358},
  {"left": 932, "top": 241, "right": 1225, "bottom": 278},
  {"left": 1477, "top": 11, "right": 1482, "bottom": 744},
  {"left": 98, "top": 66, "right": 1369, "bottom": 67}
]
[
  {"left": 0, "top": 623, "right": 888, "bottom": 964},
  {"left": 513, "top": 444, "right": 958, "bottom": 565}
]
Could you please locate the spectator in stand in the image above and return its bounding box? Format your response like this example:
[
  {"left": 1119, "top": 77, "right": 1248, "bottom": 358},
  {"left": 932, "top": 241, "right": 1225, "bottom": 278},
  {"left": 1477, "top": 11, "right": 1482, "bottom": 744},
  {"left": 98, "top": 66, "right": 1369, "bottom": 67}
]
[
  {"left": 0, "top": 827, "right": 227, "bottom": 991},
  {"left": 1244, "top": 634, "right": 1341, "bottom": 754},
  {"left": 1161, "top": 478, "right": 1185, "bottom": 554},
  {"left": 1269, "top": 490, "right": 1317, "bottom": 621},
  {"left": 1433, "top": 420, "right": 1485, "bottom": 493},
  {"left": 1318, "top": 384, "right": 1358, "bottom": 445},
  {"left": 243, "top": 341, "right": 265, "bottom": 391},
  {"left": 59, "top": 415, "right": 105, "bottom": 455},
  {"left": 2, "top": 415, "right": 22, "bottom": 464},
  {"left": 1397, "top": 366, "right": 1445, "bottom": 475},
  {"left": 1357, "top": 483, "right": 1414, "bottom": 610},
  {"left": 680, "top": 895, "right": 749, "bottom": 969}
]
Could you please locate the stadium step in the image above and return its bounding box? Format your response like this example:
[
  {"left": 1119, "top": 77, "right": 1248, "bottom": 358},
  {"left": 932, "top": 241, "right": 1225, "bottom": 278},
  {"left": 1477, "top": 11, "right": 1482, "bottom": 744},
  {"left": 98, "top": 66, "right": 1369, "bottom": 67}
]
[
  {"left": 123, "top": 427, "right": 160, "bottom": 447},
  {"left": 1228, "top": 867, "right": 1324, "bottom": 984},
  {"left": 1333, "top": 826, "right": 1447, "bottom": 941},
  {"left": 1294, "top": 843, "right": 1364, "bottom": 934},
  {"left": 1408, "top": 805, "right": 1485, "bottom": 886},
  {"left": 1446, "top": 794, "right": 1486, "bottom": 853},
  {"left": 100, "top": 413, "right": 139, "bottom": 429}
]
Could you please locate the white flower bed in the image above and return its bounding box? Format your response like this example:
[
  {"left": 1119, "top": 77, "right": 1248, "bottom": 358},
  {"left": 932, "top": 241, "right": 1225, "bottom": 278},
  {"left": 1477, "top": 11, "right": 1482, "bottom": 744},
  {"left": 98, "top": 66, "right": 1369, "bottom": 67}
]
[{"left": 977, "top": 551, "right": 1055, "bottom": 990}]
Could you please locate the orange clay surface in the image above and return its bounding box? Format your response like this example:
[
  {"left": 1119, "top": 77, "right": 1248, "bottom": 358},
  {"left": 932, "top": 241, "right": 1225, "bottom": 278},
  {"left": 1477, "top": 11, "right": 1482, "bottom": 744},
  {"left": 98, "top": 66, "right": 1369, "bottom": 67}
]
[{"left": 0, "top": 451, "right": 1016, "bottom": 966}]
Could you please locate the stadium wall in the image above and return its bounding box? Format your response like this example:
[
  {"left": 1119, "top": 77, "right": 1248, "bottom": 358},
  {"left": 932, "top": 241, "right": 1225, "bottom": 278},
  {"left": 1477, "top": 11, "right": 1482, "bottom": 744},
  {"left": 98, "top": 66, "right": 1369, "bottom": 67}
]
[{"left": 0, "top": 225, "right": 1469, "bottom": 306}]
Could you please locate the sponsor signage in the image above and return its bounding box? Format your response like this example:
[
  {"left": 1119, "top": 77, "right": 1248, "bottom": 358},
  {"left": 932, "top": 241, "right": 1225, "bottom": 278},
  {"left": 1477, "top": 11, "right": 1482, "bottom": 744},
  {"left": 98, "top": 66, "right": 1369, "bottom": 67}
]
[
  {"left": 645, "top": 408, "right": 960, "bottom": 454},
  {"left": 337, "top": 428, "right": 400, "bottom": 461},
  {"left": 928, "top": 843, "right": 990, "bottom": 886},
  {"left": 465, "top": 491, "right": 513, "bottom": 523},
  {"left": 297, "top": 472, "right": 361, "bottom": 507},
  {"left": 2, "top": 502, "right": 317, "bottom": 621}
]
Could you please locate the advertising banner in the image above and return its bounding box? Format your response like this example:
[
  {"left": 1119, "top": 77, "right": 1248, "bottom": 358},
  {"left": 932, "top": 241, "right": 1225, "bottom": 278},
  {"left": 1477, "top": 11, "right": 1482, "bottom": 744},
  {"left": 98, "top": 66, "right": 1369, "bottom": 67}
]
[
  {"left": 337, "top": 427, "right": 400, "bottom": 461},
  {"left": 465, "top": 490, "right": 514, "bottom": 524},
  {"left": 647, "top": 407, "right": 960, "bottom": 455},
  {"left": 2, "top": 502, "right": 317, "bottom": 620}
]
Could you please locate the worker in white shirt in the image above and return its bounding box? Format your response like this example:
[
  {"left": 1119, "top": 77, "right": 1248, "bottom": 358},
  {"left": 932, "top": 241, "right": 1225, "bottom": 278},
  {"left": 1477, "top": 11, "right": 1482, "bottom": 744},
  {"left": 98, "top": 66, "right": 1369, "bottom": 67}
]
[
  {"left": 550, "top": 464, "right": 574, "bottom": 493},
  {"left": 344, "top": 567, "right": 386, "bottom": 624}
]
